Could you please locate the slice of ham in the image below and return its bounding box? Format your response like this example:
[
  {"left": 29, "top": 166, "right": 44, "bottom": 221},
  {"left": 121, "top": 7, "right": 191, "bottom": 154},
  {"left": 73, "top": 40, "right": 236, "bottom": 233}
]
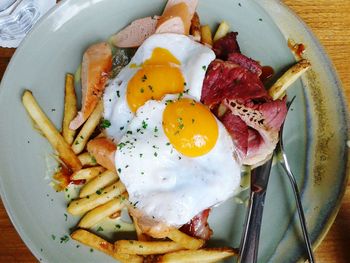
[
  {"left": 87, "top": 137, "right": 116, "bottom": 171},
  {"left": 111, "top": 16, "right": 159, "bottom": 48},
  {"left": 202, "top": 58, "right": 287, "bottom": 165},
  {"left": 156, "top": 0, "right": 198, "bottom": 35},
  {"left": 70, "top": 42, "right": 112, "bottom": 130},
  {"left": 180, "top": 209, "right": 212, "bottom": 240}
]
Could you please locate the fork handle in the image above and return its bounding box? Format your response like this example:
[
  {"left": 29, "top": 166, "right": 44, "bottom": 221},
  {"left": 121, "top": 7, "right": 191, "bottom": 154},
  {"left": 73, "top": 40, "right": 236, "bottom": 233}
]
[{"left": 238, "top": 191, "right": 267, "bottom": 263}]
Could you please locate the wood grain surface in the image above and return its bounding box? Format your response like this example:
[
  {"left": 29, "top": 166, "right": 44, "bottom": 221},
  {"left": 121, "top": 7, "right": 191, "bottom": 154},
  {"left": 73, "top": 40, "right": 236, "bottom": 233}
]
[{"left": 0, "top": 1, "right": 349, "bottom": 262}]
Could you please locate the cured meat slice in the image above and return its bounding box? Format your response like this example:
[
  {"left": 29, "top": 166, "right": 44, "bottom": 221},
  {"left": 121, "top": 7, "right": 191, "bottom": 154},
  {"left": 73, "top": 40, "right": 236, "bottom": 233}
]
[
  {"left": 212, "top": 32, "right": 241, "bottom": 60},
  {"left": 180, "top": 209, "right": 212, "bottom": 240}
]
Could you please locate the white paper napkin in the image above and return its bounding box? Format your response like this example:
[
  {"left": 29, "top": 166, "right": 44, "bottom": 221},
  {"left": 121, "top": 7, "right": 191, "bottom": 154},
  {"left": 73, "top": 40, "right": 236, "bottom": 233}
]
[{"left": 0, "top": 0, "right": 56, "bottom": 48}]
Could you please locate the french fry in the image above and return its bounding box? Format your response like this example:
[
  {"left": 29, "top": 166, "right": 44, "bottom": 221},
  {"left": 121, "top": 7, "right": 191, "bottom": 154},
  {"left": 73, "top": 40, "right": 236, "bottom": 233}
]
[
  {"left": 22, "top": 90, "right": 82, "bottom": 171},
  {"left": 67, "top": 180, "right": 126, "bottom": 215},
  {"left": 78, "top": 152, "right": 97, "bottom": 167},
  {"left": 157, "top": 247, "right": 238, "bottom": 263},
  {"left": 190, "top": 12, "right": 201, "bottom": 42},
  {"left": 72, "top": 100, "right": 104, "bottom": 154},
  {"left": 71, "top": 229, "right": 143, "bottom": 263},
  {"left": 78, "top": 193, "right": 128, "bottom": 228},
  {"left": 213, "top": 21, "right": 230, "bottom": 42},
  {"left": 166, "top": 228, "right": 204, "bottom": 250},
  {"left": 71, "top": 166, "right": 106, "bottom": 181},
  {"left": 268, "top": 59, "right": 311, "bottom": 100},
  {"left": 79, "top": 170, "right": 118, "bottom": 198},
  {"left": 114, "top": 240, "right": 183, "bottom": 255},
  {"left": 131, "top": 215, "right": 151, "bottom": 242},
  {"left": 201, "top": 25, "right": 213, "bottom": 46},
  {"left": 62, "top": 74, "right": 78, "bottom": 145}
]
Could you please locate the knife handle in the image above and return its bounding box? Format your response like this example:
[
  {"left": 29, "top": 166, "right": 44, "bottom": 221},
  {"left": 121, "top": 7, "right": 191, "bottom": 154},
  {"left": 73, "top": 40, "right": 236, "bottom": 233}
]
[{"left": 237, "top": 191, "right": 267, "bottom": 263}]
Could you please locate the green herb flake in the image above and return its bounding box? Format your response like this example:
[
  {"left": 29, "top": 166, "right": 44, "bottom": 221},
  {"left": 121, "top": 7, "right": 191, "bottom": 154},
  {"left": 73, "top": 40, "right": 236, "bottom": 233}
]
[
  {"left": 154, "top": 126, "right": 158, "bottom": 133},
  {"left": 90, "top": 248, "right": 94, "bottom": 252},
  {"left": 140, "top": 88, "right": 144, "bottom": 93},
  {"left": 51, "top": 234, "right": 56, "bottom": 240},
  {"left": 96, "top": 189, "right": 102, "bottom": 195},
  {"left": 74, "top": 141, "right": 79, "bottom": 145},
  {"left": 117, "top": 168, "right": 122, "bottom": 173},
  {"left": 100, "top": 119, "right": 111, "bottom": 129},
  {"left": 64, "top": 213, "right": 68, "bottom": 221},
  {"left": 116, "top": 90, "right": 120, "bottom": 98},
  {"left": 60, "top": 235, "right": 69, "bottom": 244},
  {"left": 142, "top": 120, "right": 148, "bottom": 129},
  {"left": 91, "top": 156, "right": 97, "bottom": 164},
  {"left": 96, "top": 226, "right": 104, "bottom": 232},
  {"left": 115, "top": 224, "right": 121, "bottom": 229},
  {"left": 202, "top": 65, "right": 207, "bottom": 71},
  {"left": 154, "top": 152, "right": 158, "bottom": 157}
]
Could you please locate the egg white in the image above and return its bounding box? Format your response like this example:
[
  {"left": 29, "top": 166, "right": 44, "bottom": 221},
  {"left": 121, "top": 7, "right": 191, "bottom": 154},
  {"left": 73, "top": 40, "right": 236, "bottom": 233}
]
[
  {"left": 103, "top": 33, "right": 215, "bottom": 141},
  {"left": 115, "top": 95, "right": 241, "bottom": 226}
]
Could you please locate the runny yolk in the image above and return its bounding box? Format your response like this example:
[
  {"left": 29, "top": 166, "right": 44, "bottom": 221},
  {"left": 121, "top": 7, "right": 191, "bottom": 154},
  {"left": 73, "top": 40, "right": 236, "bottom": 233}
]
[
  {"left": 127, "top": 48, "right": 185, "bottom": 112},
  {"left": 162, "top": 98, "right": 219, "bottom": 157}
]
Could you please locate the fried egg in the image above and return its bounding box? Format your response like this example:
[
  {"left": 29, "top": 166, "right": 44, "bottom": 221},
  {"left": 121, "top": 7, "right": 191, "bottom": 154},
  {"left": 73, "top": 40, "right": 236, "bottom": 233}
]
[
  {"left": 115, "top": 95, "right": 241, "bottom": 226},
  {"left": 103, "top": 33, "right": 215, "bottom": 140}
]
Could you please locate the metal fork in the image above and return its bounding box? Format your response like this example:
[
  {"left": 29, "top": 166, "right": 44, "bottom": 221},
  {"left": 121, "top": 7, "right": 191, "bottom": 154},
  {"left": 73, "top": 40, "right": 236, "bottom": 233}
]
[{"left": 275, "top": 97, "right": 315, "bottom": 263}]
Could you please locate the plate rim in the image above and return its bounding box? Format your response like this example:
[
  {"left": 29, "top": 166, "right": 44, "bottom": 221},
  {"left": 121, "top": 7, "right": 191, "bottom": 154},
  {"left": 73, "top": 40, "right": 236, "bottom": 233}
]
[{"left": 0, "top": 0, "right": 349, "bottom": 262}]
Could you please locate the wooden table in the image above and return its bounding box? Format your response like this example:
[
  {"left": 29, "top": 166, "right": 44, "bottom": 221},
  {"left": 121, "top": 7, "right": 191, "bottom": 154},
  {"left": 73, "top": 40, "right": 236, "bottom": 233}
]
[{"left": 0, "top": 1, "right": 349, "bottom": 262}]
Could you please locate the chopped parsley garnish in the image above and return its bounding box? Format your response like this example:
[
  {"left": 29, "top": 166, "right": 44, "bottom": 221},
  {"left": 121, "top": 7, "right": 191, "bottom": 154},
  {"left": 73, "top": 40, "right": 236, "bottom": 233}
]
[
  {"left": 259, "top": 18, "right": 263, "bottom": 21},
  {"left": 142, "top": 120, "right": 148, "bottom": 129},
  {"left": 184, "top": 82, "right": 187, "bottom": 86},
  {"left": 165, "top": 99, "right": 173, "bottom": 105},
  {"left": 91, "top": 156, "right": 97, "bottom": 164},
  {"left": 184, "top": 89, "right": 189, "bottom": 94},
  {"left": 118, "top": 142, "right": 126, "bottom": 149},
  {"left": 140, "top": 88, "right": 144, "bottom": 93},
  {"left": 178, "top": 93, "right": 184, "bottom": 99},
  {"left": 64, "top": 213, "right": 68, "bottom": 221},
  {"left": 51, "top": 108, "right": 56, "bottom": 112},
  {"left": 154, "top": 152, "right": 158, "bottom": 157},
  {"left": 96, "top": 189, "right": 102, "bottom": 195},
  {"left": 116, "top": 90, "right": 120, "bottom": 97},
  {"left": 80, "top": 135, "right": 84, "bottom": 139},
  {"left": 60, "top": 235, "right": 69, "bottom": 244},
  {"left": 127, "top": 130, "right": 133, "bottom": 135},
  {"left": 202, "top": 65, "right": 207, "bottom": 71},
  {"left": 117, "top": 168, "right": 122, "bottom": 173},
  {"left": 120, "top": 126, "right": 124, "bottom": 130},
  {"left": 139, "top": 153, "right": 143, "bottom": 158},
  {"left": 100, "top": 119, "right": 111, "bottom": 129},
  {"left": 74, "top": 141, "right": 79, "bottom": 145},
  {"left": 154, "top": 126, "right": 158, "bottom": 132},
  {"left": 166, "top": 142, "right": 171, "bottom": 146},
  {"left": 51, "top": 234, "right": 56, "bottom": 240},
  {"left": 90, "top": 248, "right": 94, "bottom": 252},
  {"left": 96, "top": 226, "right": 104, "bottom": 232},
  {"left": 115, "top": 224, "right": 121, "bottom": 229}
]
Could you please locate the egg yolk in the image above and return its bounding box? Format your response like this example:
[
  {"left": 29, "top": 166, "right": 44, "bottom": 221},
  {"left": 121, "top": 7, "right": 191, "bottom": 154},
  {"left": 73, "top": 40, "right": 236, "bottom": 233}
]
[
  {"left": 127, "top": 48, "right": 185, "bottom": 112},
  {"left": 162, "top": 98, "right": 219, "bottom": 157}
]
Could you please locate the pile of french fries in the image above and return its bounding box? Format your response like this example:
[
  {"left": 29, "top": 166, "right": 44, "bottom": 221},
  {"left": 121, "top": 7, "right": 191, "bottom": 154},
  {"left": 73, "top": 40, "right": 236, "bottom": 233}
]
[{"left": 22, "top": 18, "right": 311, "bottom": 263}]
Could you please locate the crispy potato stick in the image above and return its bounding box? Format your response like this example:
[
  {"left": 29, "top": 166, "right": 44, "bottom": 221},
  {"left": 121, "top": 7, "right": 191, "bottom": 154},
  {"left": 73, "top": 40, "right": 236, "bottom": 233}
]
[
  {"left": 62, "top": 74, "right": 78, "bottom": 145},
  {"left": 158, "top": 247, "right": 238, "bottom": 263},
  {"left": 79, "top": 170, "right": 118, "bottom": 198},
  {"left": 268, "top": 59, "right": 311, "bottom": 100},
  {"left": 131, "top": 215, "right": 151, "bottom": 242},
  {"left": 190, "top": 12, "right": 201, "bottom": 42},
  {"left": 213, "top": 21, "right": 230, "bottom": 42},
  {"left": 115, "top": 240, "right": 183, "bottom": 255},
  {"left": 166, "top": 228, "right": 205, "bottom": 250},
  {"left": 201, "top": 25, "right": 213, "bottom": 46},
  {"left": 71, "top": 229, "right": 143, "bottom": 263},
  {"left": 71, "top": 166, "right": 106, "bottom": 181},
  {"left": 67, "top": 180, "right": 126, "bottom": 215},
  {"left": 22, "top": 90, "right": 82, "bottom": 171},
  {"left": 79, "top": 193, "right": 128, "bottom": 228},
  {"left": 72, "top": 100, "right": 104, "bottom": 154},
  {"left": 78, "top": 152, "right": 97, "bottom": 167}
]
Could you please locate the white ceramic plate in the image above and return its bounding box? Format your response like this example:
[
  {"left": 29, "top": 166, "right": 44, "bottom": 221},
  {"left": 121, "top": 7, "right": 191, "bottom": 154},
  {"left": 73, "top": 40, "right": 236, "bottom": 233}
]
[{"left": 0, "top": 0, "right": 348, "bottom": 262}]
